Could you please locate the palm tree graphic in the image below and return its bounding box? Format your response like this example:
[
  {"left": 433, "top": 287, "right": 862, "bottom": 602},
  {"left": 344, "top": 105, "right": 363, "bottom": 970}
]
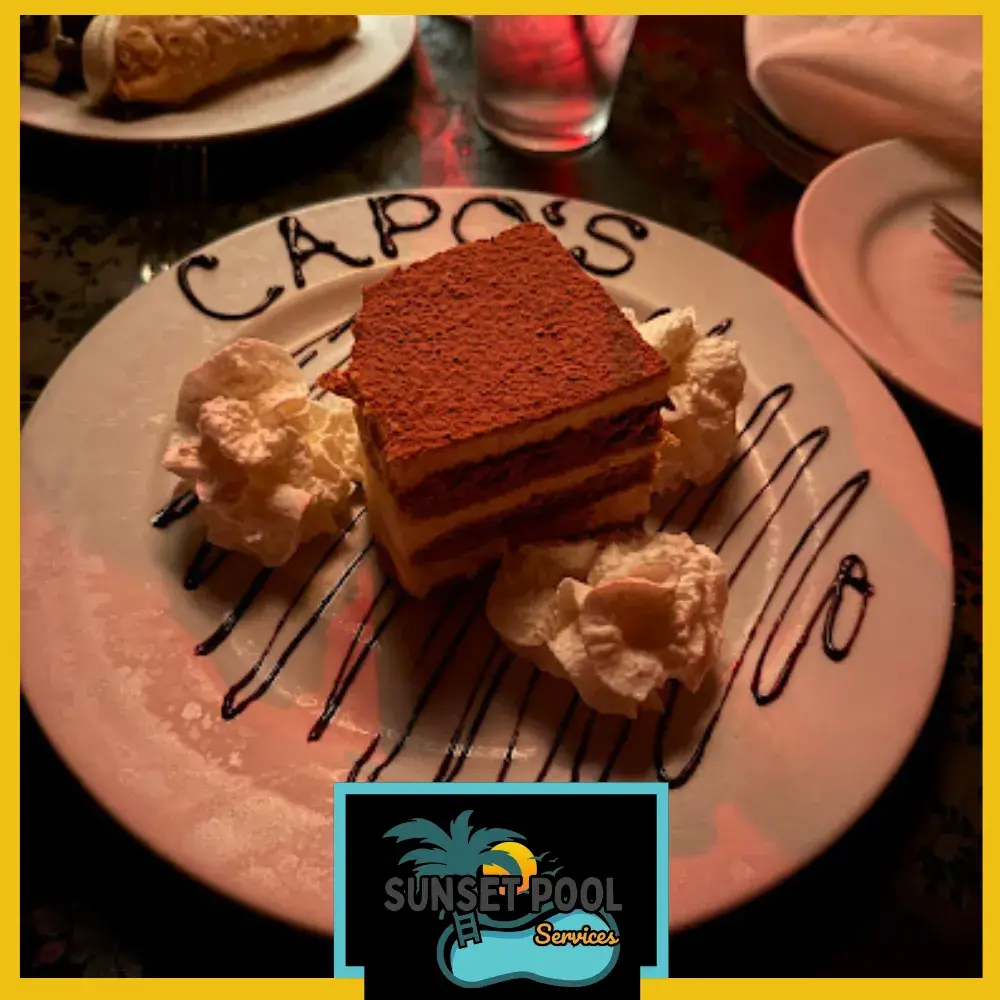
[{"left": 384, "top": 810, "right": 526, "bottom": 947}]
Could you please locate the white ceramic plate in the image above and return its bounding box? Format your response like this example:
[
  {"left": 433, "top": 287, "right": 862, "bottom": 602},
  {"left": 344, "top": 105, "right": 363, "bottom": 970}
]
[
  {"left": 20, "top": 16, "right": 416, "bottom": 143},
  {"left": 21, "top": 188, "right": 953, "bottom": 935},
  {"left": 794, "top": 139, "right": 982, "bottom": 428}
]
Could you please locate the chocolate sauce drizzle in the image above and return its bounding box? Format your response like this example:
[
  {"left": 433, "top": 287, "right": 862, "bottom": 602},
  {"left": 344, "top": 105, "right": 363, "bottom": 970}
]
[
  {"left": 177, "top": 255, "right": 284, "bottom": 321},
  {"left": 651, "top": 470, "right": 871, "bottom": 789},
  {"left": 175, "top": 195, "right": 655, "bottom": 322},
  {"left": 189, "top": 507, "right": 368, "bottom": 663},
  {"left": 351, "top": 590, "right": 490, "bottom": 782},
  {"left": 151, "top": 490, "right": 198, "bottom": 529},
  {"left": 536, "top": 694, "right": 581, "bottom": 782},
  {"left": 308, "top": 580, "right": 406, "bottom": 742},
  {"left": 218, "top": 512, "right": 371, "bottom": 718},
  {"left": 157, "top": 256, "right": 876, "bottom": 790},
  {"left": 430, "top": 638, "right": 516, "bottom": 783},
  {"left": 516, "top": 371, "right": 873, "bottom": 785},
  {"left": 291, "top": 314, "right": 356, "bottom": 362},
  {"left": 660, "top": 382, "right": 793, "bottom": 534},
  {"left": 645, "top": 306, "right": 673, "bottom": 322},
  {"left": 438, "top": 649, "right": 515, "bottom": 783},
  {"left": 538, "top": 200, "right": 648, "bottom": 278},
  {"left": 184, "top": 541, "right": 228, "bottom": 591},
  {"left": 569, "top": 213, "right": 649, "bottom": 278},
  {"left": 598, "top": 719, "right": 634, "bottom": 782},
  {"left": 196, "top": 567, "right": 273, "bottom": 658},
  {"left": 754, "top": 554, "right": 873, "bottom": 706},
  {"left": 541, "top": 200, "right": 568, "bottom": 226},
  {"left": 644, "top": 304, "right": 734, "bottom": 341},
  {"left": 278, "top": 216, "right": 374, "bottom": 289},
  {"left": 498, "top": 668, "right": 540, "bottom": 782},
  {"left": 347, "top": 734, "right": 381, "bottom": 782},
  {"left": 451, "top": 195, "right": 531, "bottom": 245},
  {"left": 368, "top": 194, "right": 442, "bottom": 259},
  {"left": 219, "top": 540, "right": 372, "bottom": 718}
]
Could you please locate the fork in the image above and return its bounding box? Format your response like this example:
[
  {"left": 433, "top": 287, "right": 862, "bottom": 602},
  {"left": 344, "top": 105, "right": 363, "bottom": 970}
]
[
  {"left": 136, "top": 142, "right": 210, "bottom": 287},
  {"left": 931, "top": 200, "right": 982, "bottom": 274}
]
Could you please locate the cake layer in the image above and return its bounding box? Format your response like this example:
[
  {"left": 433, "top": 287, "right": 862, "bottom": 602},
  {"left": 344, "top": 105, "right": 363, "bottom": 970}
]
[
  {"left": 391, "top": 402, "right": 661, "bottom": 517},
  {"left": 334, "top": 223, "right": 672, "bottom": 489},
  {"left": 368, "top": 483, "right": 653, "bottom": 599},
  {"left": 411, "top": 456, "right": 654, "bottom": 565},
  {"left": 359, "top": 376, "right": 672, "bottom": 492},
  {"left": 361, "top": 441, "right": 661, "bottom": 562}
]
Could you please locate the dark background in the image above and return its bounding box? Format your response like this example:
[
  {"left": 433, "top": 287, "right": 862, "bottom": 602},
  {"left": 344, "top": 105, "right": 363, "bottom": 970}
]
[
  {"left": 344, "top": 792, "right": 659, "bottom": 998},
  {"left": 22, "top": 16, "right": 981, "bottom": 976}
]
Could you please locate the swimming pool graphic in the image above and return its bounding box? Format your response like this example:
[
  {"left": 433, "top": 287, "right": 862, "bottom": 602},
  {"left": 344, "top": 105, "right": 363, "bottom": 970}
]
[
  {"left": 383, "top": 810, "right": 622, "bottom": 988},
  {"left": 437, "top": 907, "right": 621, "bottom": 988}
]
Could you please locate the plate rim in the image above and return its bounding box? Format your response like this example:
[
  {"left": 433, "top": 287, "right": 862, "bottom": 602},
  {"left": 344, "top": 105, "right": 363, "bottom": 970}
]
[
  {"left": 18, "top": 14, "right": 417, "bottom": 145},
  {"left": 21, "top": 184, "right": 955, "bottom": 938},
  {"left": 792, "top": 137, "right": 982, "bottom": 429}
]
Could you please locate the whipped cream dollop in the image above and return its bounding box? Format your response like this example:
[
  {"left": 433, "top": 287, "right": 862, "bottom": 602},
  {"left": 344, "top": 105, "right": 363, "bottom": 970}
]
[
  {"left": 487, "top": 532, "right": 728, "bottom": 717},
  {"left": 625, "top": 307, "right": 747, "bottom": 495},
  {"left": 162, "top": 338, "right": 362, "bottom": 567}
]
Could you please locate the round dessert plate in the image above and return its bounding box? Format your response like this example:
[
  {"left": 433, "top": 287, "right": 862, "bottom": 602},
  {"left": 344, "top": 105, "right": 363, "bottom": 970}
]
[
  {"left": 19, "top": 15, "right": 416, "bottom": 143},
  {"left": 22, "top": 188, "right": 953, "bottom": 935},
  {"left": 794, "top": 138, "right": 982, "bottom": 428}
]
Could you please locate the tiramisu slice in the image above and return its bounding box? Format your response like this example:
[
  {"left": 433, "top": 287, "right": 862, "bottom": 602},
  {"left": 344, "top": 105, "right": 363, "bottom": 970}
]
[{"left": 322, "top": 223, "right": 674, "bottom": 597}]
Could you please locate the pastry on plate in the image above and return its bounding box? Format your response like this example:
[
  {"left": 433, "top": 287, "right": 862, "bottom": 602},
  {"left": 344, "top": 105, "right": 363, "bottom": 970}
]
[{"left": 82, "top": 15, "right": 359, "bottom": 107}]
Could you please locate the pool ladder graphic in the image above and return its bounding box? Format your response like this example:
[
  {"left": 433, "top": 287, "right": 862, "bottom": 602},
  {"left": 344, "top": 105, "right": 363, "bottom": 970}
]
[{"left": 453, "top": 912, "right": 482, "bottom": 948}]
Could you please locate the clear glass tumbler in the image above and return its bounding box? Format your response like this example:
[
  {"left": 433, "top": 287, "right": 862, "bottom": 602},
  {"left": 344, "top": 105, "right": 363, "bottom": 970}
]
[{"left": 473, "top": 15, "right": 638, "bottom": 154}]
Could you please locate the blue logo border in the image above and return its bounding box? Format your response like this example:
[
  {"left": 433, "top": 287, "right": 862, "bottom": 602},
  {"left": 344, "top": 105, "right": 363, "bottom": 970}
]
[{"left": 333, "top": 782, "right": 669, "bottom": 980}]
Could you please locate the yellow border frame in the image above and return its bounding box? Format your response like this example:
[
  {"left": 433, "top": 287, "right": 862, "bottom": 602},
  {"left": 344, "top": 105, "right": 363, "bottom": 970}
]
[{"left": 14, "top": 4, "right": 989, "bottom": 988}]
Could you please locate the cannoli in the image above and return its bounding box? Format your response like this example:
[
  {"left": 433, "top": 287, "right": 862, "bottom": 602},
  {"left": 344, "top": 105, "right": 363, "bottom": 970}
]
[{"left": 82, "top": 15, "right": 359, "bottom": 106}]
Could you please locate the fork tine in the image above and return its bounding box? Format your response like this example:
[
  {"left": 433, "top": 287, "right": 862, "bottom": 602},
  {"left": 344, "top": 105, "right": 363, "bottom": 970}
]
[
  {"left": 935, "top": 222, "right": 983, "bottom": 260},
  {"left": 932, "top": 201, "right": 982, "bottom": 248},
  {"left": 933, "top": 201, "right": 981, "bottom": 241},
  {"left": 932, "top": 224, "right": 983, "bottom": 273},
  {"left": 933, "top": 223, "right": 980, "bottom": 266},
  {"left": 933, "top": 214, "right": 982, "bottom": 262}
]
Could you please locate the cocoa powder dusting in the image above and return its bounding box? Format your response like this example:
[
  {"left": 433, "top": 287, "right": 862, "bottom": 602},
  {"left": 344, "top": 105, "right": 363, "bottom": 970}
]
[{"left": 339, "top": 224, "right": 669, "bottom": 465}]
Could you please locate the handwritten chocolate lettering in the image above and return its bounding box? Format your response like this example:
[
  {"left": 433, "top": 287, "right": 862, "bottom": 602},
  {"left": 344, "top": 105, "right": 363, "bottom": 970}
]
[
  {"left": 176, "top": 255, "right": 284, "bottom": 321},
  {"left": 278, "top": 215, "right": 375, "bottom": 289},
  {"left": 368, "top": 194, "right": 442, "bottom": 259}
]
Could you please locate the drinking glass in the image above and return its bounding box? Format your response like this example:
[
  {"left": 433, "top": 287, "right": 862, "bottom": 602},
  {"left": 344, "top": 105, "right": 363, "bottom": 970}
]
[{"left": 473, "top": 15, "right": 639, "bottom": 153}]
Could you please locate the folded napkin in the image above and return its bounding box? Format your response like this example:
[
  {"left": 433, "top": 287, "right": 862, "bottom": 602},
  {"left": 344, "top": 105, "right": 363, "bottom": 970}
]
[{"left": 745, "top": 16, "right": 982, "bottom": 160}]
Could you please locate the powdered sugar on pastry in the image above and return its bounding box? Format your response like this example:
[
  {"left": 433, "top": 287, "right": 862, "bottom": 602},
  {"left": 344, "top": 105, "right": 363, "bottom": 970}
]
[
  {"left": 623, "top": 307, "right": 747, "bottom": 494},
  {"left": 487, "top": 532, "right": 728, "bottom": 717},
  {"left": 162, "top": 338, "right": 362, "bottom": 567}
]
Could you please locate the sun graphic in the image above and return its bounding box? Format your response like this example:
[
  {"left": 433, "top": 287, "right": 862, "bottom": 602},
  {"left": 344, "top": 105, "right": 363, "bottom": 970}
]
[{"left": 481, "top": 841, "right": 538, "bottom": 894}]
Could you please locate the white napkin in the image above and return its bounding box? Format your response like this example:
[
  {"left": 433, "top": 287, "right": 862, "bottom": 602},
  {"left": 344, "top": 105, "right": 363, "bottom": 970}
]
[{"left": 745, "top": 16, "right": 982, "bottom": 158}]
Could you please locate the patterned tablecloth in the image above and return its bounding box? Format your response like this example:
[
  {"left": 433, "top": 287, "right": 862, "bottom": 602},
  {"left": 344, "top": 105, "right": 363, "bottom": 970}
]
[{"left": 20, "top": 16, "right": 981, "bottom": 976}]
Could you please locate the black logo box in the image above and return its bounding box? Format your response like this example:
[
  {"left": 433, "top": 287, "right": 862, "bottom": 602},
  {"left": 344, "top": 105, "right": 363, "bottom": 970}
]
[{"left": 335, "top": 785, "right": 667, "bottom": 998}]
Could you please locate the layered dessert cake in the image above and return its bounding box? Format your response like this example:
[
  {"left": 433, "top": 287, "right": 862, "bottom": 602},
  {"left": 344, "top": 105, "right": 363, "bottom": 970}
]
[{"left": 321, "top": 223, "right": 675, "bottom": 597}]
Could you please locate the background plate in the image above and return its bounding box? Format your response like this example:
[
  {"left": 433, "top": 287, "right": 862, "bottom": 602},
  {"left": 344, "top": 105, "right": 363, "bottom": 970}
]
[
  {"left": 19, "top": 16, "right": 416, "bottom": 143},
  {"left": 794, "top": 139, "right": 982, "bottom": 428}
]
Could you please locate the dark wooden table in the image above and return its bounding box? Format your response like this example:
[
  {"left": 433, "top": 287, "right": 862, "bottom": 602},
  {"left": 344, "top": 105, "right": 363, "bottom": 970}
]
[{"left": 21, "top": 16, "right": 981, "bottom": 976}]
